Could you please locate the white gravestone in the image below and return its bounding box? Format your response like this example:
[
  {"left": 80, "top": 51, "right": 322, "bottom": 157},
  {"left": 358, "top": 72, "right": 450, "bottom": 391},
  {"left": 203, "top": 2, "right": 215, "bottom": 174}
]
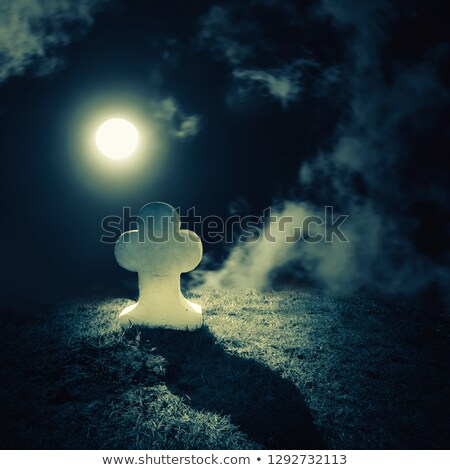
[{"left": 115, "top": 202, "right": 203, "bottom": 330}]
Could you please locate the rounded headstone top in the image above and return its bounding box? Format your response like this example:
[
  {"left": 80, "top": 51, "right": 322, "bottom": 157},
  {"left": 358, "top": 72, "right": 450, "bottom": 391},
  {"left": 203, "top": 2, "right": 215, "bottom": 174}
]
[{"left": 114, "top": 202, "right": 202, "bottom": 275}]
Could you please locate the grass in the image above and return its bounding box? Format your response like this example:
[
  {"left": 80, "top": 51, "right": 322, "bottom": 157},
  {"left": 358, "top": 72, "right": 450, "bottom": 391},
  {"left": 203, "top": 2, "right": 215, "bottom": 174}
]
[{"left": 0, "top": 287, "right": 449, "bottom": 449}]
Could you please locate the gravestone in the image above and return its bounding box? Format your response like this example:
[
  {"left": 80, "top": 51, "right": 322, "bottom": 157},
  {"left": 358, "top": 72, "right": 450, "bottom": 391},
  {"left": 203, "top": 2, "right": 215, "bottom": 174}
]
[{"left": 115, "top": 202, "right": 203, "bottom": 330}]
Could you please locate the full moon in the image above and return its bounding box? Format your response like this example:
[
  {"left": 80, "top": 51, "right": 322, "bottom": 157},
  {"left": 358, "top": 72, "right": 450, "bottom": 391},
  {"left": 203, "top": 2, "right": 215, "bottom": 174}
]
[{"left": 95, "top": 118, "right": 139, "bottom": 160}]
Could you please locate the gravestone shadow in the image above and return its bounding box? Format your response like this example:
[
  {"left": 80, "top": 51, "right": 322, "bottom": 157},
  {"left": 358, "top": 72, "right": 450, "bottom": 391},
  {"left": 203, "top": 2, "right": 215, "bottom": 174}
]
[{"left": 129, "top": 326, "right": 325, "bottom": 449}]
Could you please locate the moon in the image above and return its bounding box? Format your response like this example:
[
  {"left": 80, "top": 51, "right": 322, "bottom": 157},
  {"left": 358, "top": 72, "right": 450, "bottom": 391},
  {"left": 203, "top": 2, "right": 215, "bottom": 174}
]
[{"left": 95, "top": 118, "right": 139, "bottom": 160}]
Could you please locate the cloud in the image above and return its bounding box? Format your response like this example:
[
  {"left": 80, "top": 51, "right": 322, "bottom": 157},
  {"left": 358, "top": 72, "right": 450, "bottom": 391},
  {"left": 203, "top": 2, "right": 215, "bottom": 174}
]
[
  {"left": 198, "top": 2, "right": 317, "bottom": 108},
  {"left": 150, "top": 97, "right": 201, "bottom": 140},
  {"left": 233, "top": 60, "right": 317, "bottom": 108},
  {"left": 0, "top": 0, "right": 110, "bottom": 83},
  {"left": 172, "top": 115, "right": 201, "bottom": 139},
  {"left": 315, "top": 65, "right": 342, "bottom": 97},
  {"left": 202, "top": 0, "right": 450, "bottom": 305},
  {"left": 198, "top": 5, "right": 259, "bottom": 66}
]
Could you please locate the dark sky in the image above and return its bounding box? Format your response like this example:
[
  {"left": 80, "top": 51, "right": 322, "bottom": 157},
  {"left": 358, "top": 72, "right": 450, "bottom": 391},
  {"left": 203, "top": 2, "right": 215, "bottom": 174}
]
[{"left": 0, "top": 0, "right": 449, "bottom": 304}]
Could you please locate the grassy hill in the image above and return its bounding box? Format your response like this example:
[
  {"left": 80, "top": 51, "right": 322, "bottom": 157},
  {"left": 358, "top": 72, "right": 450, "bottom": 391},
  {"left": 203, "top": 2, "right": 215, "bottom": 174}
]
[{"left": 0, "top": 288, "right": 448, "bottom": 449}]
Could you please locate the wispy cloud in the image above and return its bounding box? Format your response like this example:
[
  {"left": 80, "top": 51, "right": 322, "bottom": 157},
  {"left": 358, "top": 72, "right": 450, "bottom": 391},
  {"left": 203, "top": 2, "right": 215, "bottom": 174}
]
[
  {"left": 150, "top": 97, "right": 201, "bottom": 140},
  {"left": 198, "top": 5, "right": 259, "bottom": 66},
  {"left": 172, "top": 114, "right": 201, "bottom": 139},
  {"left": 233, "top": 60, "right": 317, "bottom": 108},
  {"left": 0, "top": 0, "right": 110, "bottom": 83},
  {"left": 198, "top": 2, "right": 315, "bottom": 108}
]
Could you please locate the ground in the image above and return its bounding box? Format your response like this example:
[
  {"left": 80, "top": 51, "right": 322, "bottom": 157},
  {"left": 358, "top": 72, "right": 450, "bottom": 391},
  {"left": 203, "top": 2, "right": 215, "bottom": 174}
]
[{"left": 0, "top": 287, "right": 449, "bottom": 449}]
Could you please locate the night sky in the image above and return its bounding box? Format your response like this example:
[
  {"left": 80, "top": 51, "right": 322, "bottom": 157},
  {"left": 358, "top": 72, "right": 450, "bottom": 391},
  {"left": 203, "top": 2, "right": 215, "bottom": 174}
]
[{"left": 0, "top": 0, "right": 449, "bottom": 305}]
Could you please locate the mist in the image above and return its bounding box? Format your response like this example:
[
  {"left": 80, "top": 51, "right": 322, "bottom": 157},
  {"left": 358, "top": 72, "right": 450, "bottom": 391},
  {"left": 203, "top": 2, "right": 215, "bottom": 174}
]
[{"left": 200, "top": 0, "right": 450, "bottom": 306}]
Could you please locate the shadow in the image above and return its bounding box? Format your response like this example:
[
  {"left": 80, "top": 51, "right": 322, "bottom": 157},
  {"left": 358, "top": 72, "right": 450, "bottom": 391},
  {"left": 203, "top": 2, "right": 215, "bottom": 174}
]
[{"left": 127, "top": 326, "right": 325, "bottom": 450}]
